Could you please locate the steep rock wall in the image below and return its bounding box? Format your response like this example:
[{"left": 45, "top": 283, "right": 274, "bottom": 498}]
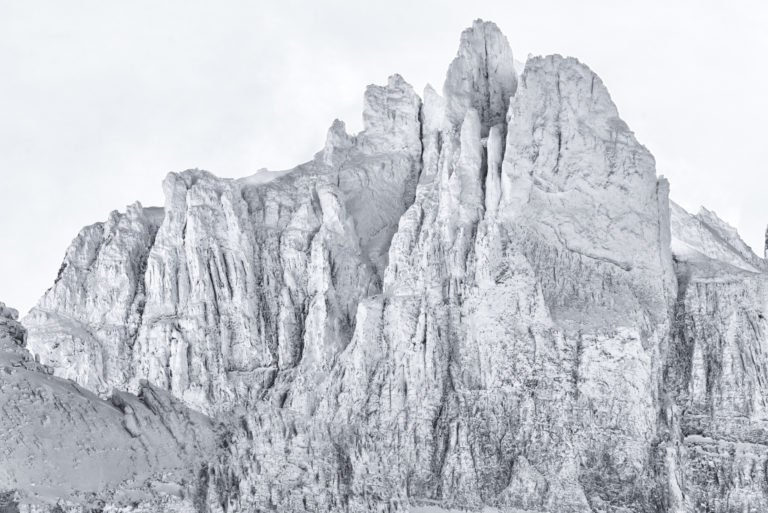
[
  {"left": 667, "top": 205, "right": 768, "bottom": 513},
  {"left": 15, "top": 18, "right": 768, "bottom": 513},
  {"left": 26, "top": 76, "right": 423, "bottom": 415}
]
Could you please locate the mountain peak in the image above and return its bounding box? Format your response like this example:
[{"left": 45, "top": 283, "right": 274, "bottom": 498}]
[
  {"left": 11, "top": 18, "right": 763, "bottom": 513},
  {"left": 443, "top": 19, "right": 517, "bottom": 133}
]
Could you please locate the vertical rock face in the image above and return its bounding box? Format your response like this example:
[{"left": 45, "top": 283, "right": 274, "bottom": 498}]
[
  {"left": 12, "top": 17, "right": 768, "bottom": 513},
  {"left": 25, "top": 203, "right": 163, "bottom": 394},
  {"left": 26, "top": 74, "right": 422, "bottom": 415},
  {"left": 501, "top": 55, "right": 675, "bottom": 290},
  {"left": 667, "top": 204, "right": 768, "bottom": 513},
  {"left": 443, "top": 19, "right": 517, "bottom": 131},
  {"left": 318, "top": 44, "right": 677, "bottom": 512}
]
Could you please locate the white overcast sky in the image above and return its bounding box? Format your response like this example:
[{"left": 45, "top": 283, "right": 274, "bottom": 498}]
[{"left": 1, "top": 0, "right": 767, "bottom": 314}]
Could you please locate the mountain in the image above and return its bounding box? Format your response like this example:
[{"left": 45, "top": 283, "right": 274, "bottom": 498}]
[
  {"left": 0, "top": 301, "right": 217, "bottom": 511},
  {"left": 666, "top": 202, "right": 768, "bottom": 512},
  {"left": 4, "top": 19, "right": 768, "bottom": 513}
]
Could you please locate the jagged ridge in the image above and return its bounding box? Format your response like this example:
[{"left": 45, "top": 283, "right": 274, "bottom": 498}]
[{"left": 5, "top": 18, "right": 768, "bottom": 513}]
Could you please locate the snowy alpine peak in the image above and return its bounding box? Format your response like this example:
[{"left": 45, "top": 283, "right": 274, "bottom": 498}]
[{"left": 443, "top": 19, "right": 517, "bottom": 132}]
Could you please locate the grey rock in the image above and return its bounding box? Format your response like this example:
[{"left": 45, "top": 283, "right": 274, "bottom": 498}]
[
  {"left": 0, "top": 301, "right": 217, "bottom": 511},
  {"left": 6, "top": 18, "right": 768, "bottom": 513}
]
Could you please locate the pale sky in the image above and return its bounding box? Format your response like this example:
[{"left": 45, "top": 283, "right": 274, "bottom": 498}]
[{"left": 2, "top": 0, "right": 767, "bottom": 315}]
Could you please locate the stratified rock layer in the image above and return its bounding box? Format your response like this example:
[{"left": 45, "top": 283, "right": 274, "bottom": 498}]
[
  {"left": 12, "top": 18, "right": 768, "bottom": 513},
  {"left": 666, "top": 205, "right": 768, "bottom": 513}
]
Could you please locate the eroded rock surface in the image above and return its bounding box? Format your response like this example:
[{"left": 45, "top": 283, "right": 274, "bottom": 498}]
[
  {"left": 0, "top": 301, "right": 217, "bottom": 512},
  {"left": 26, "top": 74, "right": 422, "bottom": 415},
  {"left": 10, "top": 18, "right": 768, "bottom": 513},
  {"left": 666, "top": 204, "right": 768, "bottom": 513}
]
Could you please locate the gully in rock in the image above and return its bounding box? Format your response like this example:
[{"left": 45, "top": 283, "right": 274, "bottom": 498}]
[{"left": 2, "top": 15, "right": 766, "bottom": 513}]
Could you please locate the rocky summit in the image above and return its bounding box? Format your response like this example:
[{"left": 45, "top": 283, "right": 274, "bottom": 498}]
[{"left": 3, "top": 19, "right": 767, "bottom": 513}]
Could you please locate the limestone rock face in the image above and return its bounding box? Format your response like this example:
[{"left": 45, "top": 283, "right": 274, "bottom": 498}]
[
  {"left": 500, "top": 55, "right": 676, "bottom": 290},
  {"left": 312, "top": 50, "right": 676, "bottom": 512},
  {"left": 667, "top": 203, "right": 768, "bottom": 513},
  {"left": 11, "top": 17, "right": 768, "bottom": 513},
  {"left": 443, "top": 19, "right": 517, "bottom": 132},
  {"left": 26, "top": 74, "right": 422, "bottom": 415},
  {"left": 25, "top": 203, "right": 163, "bottom": 394}
]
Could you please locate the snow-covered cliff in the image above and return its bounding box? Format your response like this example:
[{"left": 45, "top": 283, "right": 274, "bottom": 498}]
[{"left": 6, "top": 18, "right": 768, "bottom": 513}]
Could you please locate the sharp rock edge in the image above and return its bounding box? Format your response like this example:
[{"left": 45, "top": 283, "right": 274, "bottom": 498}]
[{"left": 3, "top": 18, "right": 766, "bottom": 513}]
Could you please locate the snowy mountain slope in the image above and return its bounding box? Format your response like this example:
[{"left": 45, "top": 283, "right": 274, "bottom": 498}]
[{"left": 8, "top": 18, "right": 768, "bottom": 513}]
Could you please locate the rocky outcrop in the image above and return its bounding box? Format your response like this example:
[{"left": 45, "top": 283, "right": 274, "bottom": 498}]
[
  {"left": 0, "top": 302, "right": 26, "bottom": 349},
  {"left": 13, "top": 17, "right": 768, "bottom": 513},
  {"left": 0, "top": 301, "right": 217, "bottom": 512},
  {"left": 443, "top": 19, "right": 517, "bottom": 131},
  {"left": 666, "top": 204, "right": 768, "bottom": 513},
  {"left": 310, "top": 48, "right": 677, "bottom": 511},
  {"left": 26, "top": 74, "right": 422, "bottom": 415}
]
